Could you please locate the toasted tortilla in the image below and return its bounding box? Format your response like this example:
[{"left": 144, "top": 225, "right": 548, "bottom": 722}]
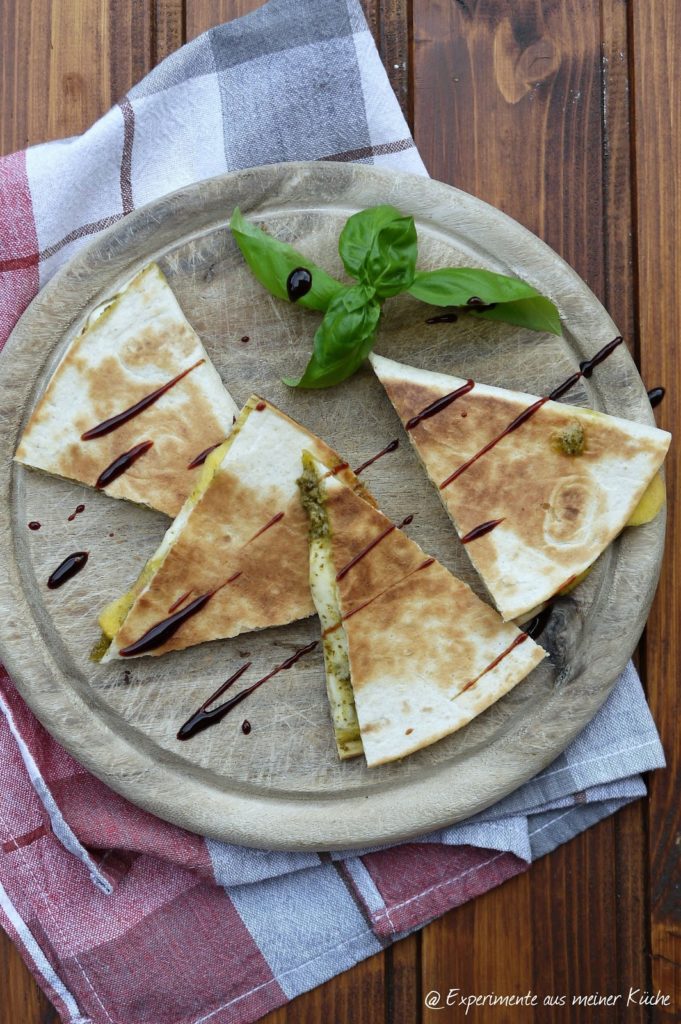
[
  {"left": 100, "top": 397, "right": 372, "bottom": 660},
  {"left": 15, "top": 263, "right": 238, "bottom": 518},
  {"left": 370, "top": 353, "right": 671, "bottom": 621},
  {"left": 299, "top": 454, "right": 546, "bottom": 767}
]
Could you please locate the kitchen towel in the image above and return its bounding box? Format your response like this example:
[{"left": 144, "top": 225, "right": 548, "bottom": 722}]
[{"left": 0, "top": 2, "right": 665, "bottom": 1022}]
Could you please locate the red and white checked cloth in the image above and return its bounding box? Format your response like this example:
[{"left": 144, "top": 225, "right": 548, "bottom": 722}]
[{"left": 0, "top": 2, "right": 665, "bottom": 1022}]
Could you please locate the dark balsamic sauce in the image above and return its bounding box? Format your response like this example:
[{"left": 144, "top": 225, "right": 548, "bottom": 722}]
[
  {"left": 286, "top": 267, "right": 313, "bottom": 302},
  {"left": 247, "top": 511, "right": 285, "bottom": 544},
  {"left": 578, "top": 336, "right": 623, "bottom": 377},
  {"left": 467, "top": 296, "right": 498, "bottom": 311},
  {"left": 460, "top": 633, "right": 529, "bottom": 694},
  {"left": 406, "top": 380, "right": 475, "bottom": 431},
  {"left": 255, "top": 401, "right": 267, "bottom": 412},
  {"left": 28, "top": 521, "right": 41, "bottom": 531},
  {"left": 47, "top": 552, "right": 88, "bottom": 589},
  {"left": 440, "top": 399, "right": 547, "bottom": 489},
  {"left": 426, "top": 313, "right": 458, "bottom": 325},
  {"left": 167, "top": 590, "right": 192, "bottom": 614},
  {"left": 648, "top": 386, "right": 665, "bottom": 409},
  {"left": 120, "top": 590, "right": 215, "bottom": 656},
  {"left": 187, "top": 441, "right": 223, "bottom": 470},
  {"left": 439, "top": 337, "right": 624, "bottom": 490},
  {"left": 335, "top": 514, "right": 413, "bottom": 582},
  {"left": 67, "top": 504, "right": 86, "bottom": 522},
  {"left": 241, "top": 720, "right": 252, "bottom": 735},
  {"left": 176, "top": 663, "right": 252, "bottom": 740},
  {"left": 81, "top": 359, "right": 205, "bottom": 440},
  {"left": 339, "top": 555, "right": 434, "bottom": 628},
  {"left": 240, "top": 335, "right": 250, "bottom": 343},
  {"left": 96, "top": 440, "right": 154, "bottom": 489},
  {"left": 177, "top": 641, "right": 318, "bottom": 741},
  {"left": 119, "top": 572, "right": 242, "bottom": 657},
  {"left": 460, "top": 518, "right": 504, "bottom": 544},
  {"left": 353, "top": 439, "right": 399, "bottom": 475}
]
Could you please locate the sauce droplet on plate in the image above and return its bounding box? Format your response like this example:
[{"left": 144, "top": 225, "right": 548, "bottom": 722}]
[
  {"left": 286, "top": 267, "right": 312, "bottom": 302},
  {"left": 47, "top": 552, "right": 88, "bottom": 589}
]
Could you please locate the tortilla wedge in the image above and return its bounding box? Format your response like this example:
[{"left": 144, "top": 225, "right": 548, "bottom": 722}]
[
  {"left": 298, "top": 453, "right": 546, "bottom": 767},
  {"left": 370, "top": 353, "right": 671, "bottom": 621},
  {"left": 98, "top": 396, "right": 373, "bottom": 661},
  {"left": 15, "top": 263, "right": 238, "bottom": 518}
]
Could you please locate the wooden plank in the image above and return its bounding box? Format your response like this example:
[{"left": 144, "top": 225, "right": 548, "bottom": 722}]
[
  {"left": 413, "top": 1, "right": 649, "bottom": 1018},
  {"left": 0, "top": 0, "right": 152, "bottom": 156},
  {"left": 0, "top": 935, "right": 60, "bottom": 1024},
  {"left": 153, "top": 0, "right": 186, "bottom": 61},
  {"left": 630, "top": 3, "right": 681, "bottom": 1019},
  {"left": 186, "top": 0, "right": 265, "bottom": 40},
  {"left": 0, "top": 5, "right": 153, "bottom": 1022}
]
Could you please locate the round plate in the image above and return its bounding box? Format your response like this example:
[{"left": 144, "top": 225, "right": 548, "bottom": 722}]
[{"left": 0, "top": 162, "right": 664, "bottom": 850}]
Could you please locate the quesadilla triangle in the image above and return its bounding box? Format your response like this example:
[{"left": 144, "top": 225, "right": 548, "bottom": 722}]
[
  {"left": 297, "top": 453, "right": 546, "bottom": 767},
  {"left": 369, "top": 353, "right": 671, "bottom": 621},
  {"left": 15, "top": 262, "right": 239, "bottom": 518},
  {"left": 98, "top": 396, "right": 374, "bottom": 661}
]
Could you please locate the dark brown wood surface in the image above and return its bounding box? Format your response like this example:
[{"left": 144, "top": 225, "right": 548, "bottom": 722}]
[{"left": 0, "top": 2, "right": 678, "bottom": 1021}]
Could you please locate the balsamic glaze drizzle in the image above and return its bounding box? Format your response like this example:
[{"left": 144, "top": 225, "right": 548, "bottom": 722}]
[
  {"left": 67, "top": 504, "right": 86, "bottom": 522},
  {"left": 176, "top": 641, "right": 318, "bottom": 740},
  {"left": 28, "top": 521, "right": 41, "bottom": 531},
  {"left": 335, "top": 514, "right": 414, "bottom": 582},
  {"left": 460, "top": 518, "right": 505, "bottom": 544},
  {"left": 47, "top": 552, "right": 88, "bottom": 589},
  {"left": 81, "top": 359, "right": 204, "bottom": 440},
  {"left": 353, "top": 439, "right": 399, "bottom": 475},
  {"left": 406, "top": 380, "right": 475, "bottom": 431},
  {"left": 286, "top": 267, "right": 313, "bottom": 302},
  {"left": 95, "top": 440, "right": 154, "bottom": 489},
  {"left": 439, "top": 337, "right": 624, "bottom": 490},
  {"left": 119, "top": 572, "right": 241, "bottom": 657},
  {"left": 187, "top": 441, "right": 223, "bottom": 470}
]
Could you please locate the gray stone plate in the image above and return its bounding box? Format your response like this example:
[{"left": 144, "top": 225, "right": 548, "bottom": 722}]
[{"left": 0, "top": 163, "right": 664, "bottom": 850}]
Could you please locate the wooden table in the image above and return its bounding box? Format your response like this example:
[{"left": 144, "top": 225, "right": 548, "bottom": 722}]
[{"left": 0, "top": 2, "right": 678, "bottom": 1021}]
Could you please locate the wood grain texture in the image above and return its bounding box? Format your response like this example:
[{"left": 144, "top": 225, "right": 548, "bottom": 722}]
[{"left": 630, "top": 3, "right": 681, "bottom": 1019}]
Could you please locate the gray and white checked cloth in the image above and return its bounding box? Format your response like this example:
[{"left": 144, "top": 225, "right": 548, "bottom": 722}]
[{"left": 0, "top": 2, "right": 665, "bottom": 1022}]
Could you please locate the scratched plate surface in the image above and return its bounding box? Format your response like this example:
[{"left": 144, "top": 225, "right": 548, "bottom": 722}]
[{"left": 0, "top": 163, "right": 664, "bottom": 849}]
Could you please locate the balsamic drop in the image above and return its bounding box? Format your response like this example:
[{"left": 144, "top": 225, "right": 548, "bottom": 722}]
[
  {"left": 47, "top": 552, "right": 89, "bottom": 589},
  {"left": 286, "top": 267, "right": 312, "bottom": 302}
]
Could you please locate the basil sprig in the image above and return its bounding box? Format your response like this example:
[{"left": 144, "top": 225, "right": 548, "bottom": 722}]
[{"left": 230, "top": 205, "right": 562, "bottom": 389}]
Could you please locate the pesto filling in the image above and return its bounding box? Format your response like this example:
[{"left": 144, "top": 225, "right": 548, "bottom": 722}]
[{"left": 299, "top": 455, "right": 363, "bottom": 759}]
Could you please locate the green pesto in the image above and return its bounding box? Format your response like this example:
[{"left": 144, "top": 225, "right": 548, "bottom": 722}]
[
  {"left": 297, "top": 456, "right": 329, "bottom": 541},
  {"left": 553, "top": 419, "right": 586, "bottom": 456},
  {"left": 90, "top": 633, "right": 111, "bottom": 663}
]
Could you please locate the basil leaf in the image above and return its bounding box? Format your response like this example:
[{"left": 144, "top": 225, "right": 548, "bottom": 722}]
[
  {"left": 230, "top": 207, "right": 344, "bottom": 312},
  {"left": 338, "top": 206, "right": 404, "bottom": 277},
  {"left": 475, "top": 296, "right": 562, "bottom": 336},
  {"left": 338, "top": 206, "right": 417, "bottom": 296},
  {"left": 408, "top": 267, "right": 542, "bottom": 307},
  {"left": 284, "top": 284, "right": 382, "bottom": 389}
]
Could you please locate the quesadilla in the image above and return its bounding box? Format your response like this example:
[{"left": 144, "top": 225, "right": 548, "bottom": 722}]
[
  {"left": 15, "top": 263, "right": 238, "bottom": 518},
  {"left": 99, "top": 396, "right": 372, "bottom": 661},
  {"left": 370, "top": 353, "right": 671, "bottom": 621},
  {"left": 298, "top": 453, "right": 546, "bottom": 766}
]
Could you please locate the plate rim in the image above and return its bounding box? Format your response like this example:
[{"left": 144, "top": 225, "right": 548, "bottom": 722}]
[{"left": 0, "top": 161, "right": 665, "bottom": 850}]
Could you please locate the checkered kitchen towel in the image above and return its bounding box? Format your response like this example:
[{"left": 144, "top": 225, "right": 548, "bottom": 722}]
[{"left": 0, "top": 1, "right": 665, "bottom": 1022}]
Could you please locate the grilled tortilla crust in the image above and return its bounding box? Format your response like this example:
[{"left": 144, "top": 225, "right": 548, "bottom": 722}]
[
  {"left": 319, "top": 468, "right": 546, "bottom": 767},
  {"left": 370, "top": 354, "right": 671, "bottom": 621},
  {"left": 15, "top": 263, "right": 238, "bottom": 518},
  {"left": 106, "top": 398, "right": 369, "bottom": 658}
]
